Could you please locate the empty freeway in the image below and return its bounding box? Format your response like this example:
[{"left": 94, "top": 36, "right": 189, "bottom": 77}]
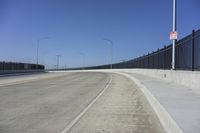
[{"left": 0, "top": 72, "right": 164, "bottom": 133}]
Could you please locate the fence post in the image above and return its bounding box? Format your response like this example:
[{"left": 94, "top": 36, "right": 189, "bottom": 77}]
[
  {"left": 152, "top": 52, "right": 154, "bottom": 69},
  {"left": 3, "top": 62, "right": 5, "bottom": 71},
  {"left": 157, "top": 49, "right": 159, "bottom": 69},
  {"left": 192, "top": 29, "right": 195, "bottom": 71},
  {"left": 147, "top": 53, "right": 149, "bottom": 69},
  {"left": 163, "top": 46, "right": 165, "bottom": 69}
]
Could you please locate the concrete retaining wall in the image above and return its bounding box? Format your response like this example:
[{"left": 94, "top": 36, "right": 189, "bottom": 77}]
[
  {"left": 52, "top": 69, "right": 200, "bottom": 89},
  {"left": 112, "top": 69, "right": 200, "bottom": 90}
]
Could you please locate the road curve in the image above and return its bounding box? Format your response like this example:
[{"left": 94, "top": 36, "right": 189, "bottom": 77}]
[{"left": 0, "top": 72, "right": 164, "bottom": 133}]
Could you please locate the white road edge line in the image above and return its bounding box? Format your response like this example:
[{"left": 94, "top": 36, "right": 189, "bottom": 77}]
[{"left": 60, "top": 75, "right": 113, "bottom": 133}]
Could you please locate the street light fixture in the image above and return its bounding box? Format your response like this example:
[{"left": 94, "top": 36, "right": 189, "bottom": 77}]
[
  {"left": 36, "top": 37, "right": 51, "bottom": 65},
  {"left": 103, "top": 38, "right": 113, "bottom": 69}
]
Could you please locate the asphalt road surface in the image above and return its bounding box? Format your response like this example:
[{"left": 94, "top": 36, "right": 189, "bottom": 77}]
[{"left": 0, "top": 72, "right": 164, "bottom": 133}]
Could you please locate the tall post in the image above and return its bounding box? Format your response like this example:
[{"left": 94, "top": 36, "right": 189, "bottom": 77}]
[
  {"left": 80, "top": 53, "right": 85, "bottom": 70},
  {"left": 36, "top": 40, "right": 39, "bottom": 65},
  {"left": 111, "top": 42, "right": 113, "bottom": 69},
  {"left": 103, "top": 39, "right": 113, "bottom": 69},
  {"left": 172, "top": 0, "right": 177, "bottom": 70},
  {"left": 36, "top": 37, "right": 50, "bottom": 65},
  {"left": 56, "top": 55, "right": 61, "bottom": 70}
]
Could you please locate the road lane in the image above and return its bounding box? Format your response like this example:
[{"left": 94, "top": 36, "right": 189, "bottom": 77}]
[
  {"left": 0, "top": 72, "right": 110, "bottom": 133},
  {"left": 67, "top": 73, "right": 164, "bottom": 133}
]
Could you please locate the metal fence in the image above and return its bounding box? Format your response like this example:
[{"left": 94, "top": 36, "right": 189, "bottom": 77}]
[
  {"left": 0, "top": 62, "right": 45, "bottom": 71},
  {"left": 69, "top": 29, "right": 200, "bottom": 71}
]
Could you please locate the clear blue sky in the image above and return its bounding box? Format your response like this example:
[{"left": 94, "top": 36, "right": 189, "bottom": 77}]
[{"left": 0, "top": 0, "right": 199, "bottom": 68}]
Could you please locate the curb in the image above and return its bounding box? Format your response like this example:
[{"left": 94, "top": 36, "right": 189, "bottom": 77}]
[{"left": 113, "top": 72, "right": 183, "bottom": 133}]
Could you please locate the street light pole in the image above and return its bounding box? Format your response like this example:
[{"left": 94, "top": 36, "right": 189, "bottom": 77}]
[
  {"left": 80, "top": 53, "right": 85, "bottom": 70},
  {"left": 36, "top": 37, "right": 50, "bottom": 65},
  {"left": 56, "top": 55, "right": 61, "bottom": 70},
  {"left": 103, "top": 39, "right": 113, "bottom": 69},
  {"left": 172, "top": 0, "right": 177, "bottom": 70},
  {"left": 36, "top": 40, "right": 39, "bottom": 65}
]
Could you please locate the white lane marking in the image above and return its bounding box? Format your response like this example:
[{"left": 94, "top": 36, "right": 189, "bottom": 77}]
[{"left": 60, "top": 75, "right": 113, "bottom": 133}]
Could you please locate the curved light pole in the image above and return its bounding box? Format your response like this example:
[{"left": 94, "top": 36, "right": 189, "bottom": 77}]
[
  {"left": 103, "top": 38, "right": 113, "bottom": 69},
  {"left": 36, "top": 37, "right": 51, "bottom": 64},
  {"left": 79, "top": 53, "right": 85, "bottom": 70}
]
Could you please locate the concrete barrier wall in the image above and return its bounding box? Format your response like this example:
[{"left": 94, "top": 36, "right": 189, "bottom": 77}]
[
  {"left": 112, "top": 69, "right": 200, "bottom": 90},
  {"left": 53, "top": 69, "right": 200, "bottom": 90}
]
